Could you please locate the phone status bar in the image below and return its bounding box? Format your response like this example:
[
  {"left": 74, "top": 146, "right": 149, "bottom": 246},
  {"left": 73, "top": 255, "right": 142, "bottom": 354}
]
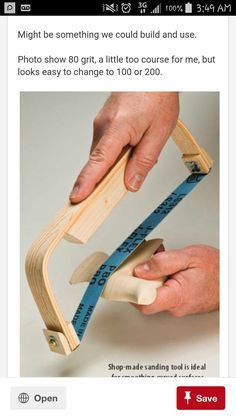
[{"left": 1, "top": 1, "right": 235, "bottom": 16}]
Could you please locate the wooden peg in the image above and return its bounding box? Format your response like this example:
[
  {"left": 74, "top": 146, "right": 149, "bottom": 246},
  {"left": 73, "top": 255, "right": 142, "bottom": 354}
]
[{"left": 70, "top": 239, "right": 166, "bottom": 305}]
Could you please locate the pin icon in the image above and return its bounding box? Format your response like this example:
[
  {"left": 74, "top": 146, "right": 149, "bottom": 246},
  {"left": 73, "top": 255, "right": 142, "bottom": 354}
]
[{"left": 184, "top": 391, "right": 191, "bottom": 404}]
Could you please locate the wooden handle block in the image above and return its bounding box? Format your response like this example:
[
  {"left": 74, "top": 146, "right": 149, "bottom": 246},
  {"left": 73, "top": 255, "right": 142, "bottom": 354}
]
[
  {"left": 70, "top": 239, "right": 166, "bottom": 305},
  {"left": 65, "top": 147, "right": 131, "bottom": 244}
]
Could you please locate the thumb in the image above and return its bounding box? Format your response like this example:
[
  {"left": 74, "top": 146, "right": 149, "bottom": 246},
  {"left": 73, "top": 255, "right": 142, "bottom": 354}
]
[{"left": 134, "top": 249, "right": 191, "bottom": 280}]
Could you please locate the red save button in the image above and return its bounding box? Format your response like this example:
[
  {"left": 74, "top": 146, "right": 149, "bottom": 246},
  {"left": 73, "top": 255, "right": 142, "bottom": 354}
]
[{"left": 177, "top": 386, "right": 225, "bottom": 410}]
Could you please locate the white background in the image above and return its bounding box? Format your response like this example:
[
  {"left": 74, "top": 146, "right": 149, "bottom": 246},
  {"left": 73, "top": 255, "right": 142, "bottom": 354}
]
[{"left": 0, "top": 14, "right": 233, "bottom": 418}]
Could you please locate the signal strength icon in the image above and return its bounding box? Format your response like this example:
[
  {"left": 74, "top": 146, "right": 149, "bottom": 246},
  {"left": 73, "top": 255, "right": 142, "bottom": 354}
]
[{"left": 151, "top": 3, "right": 161, "bottom": 14}]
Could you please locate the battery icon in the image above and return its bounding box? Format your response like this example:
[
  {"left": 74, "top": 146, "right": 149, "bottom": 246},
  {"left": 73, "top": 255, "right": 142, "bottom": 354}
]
[{"left": 185, "top": 3, "right": 192, "bottom": 13}]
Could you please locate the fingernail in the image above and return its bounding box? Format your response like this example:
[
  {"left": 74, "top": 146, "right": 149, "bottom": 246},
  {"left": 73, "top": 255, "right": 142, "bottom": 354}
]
[
  {"left": 69, "top": 185, "right": 80, "bottom": 199},
  {"left": 128, "top": 174, "right": 144, "bottom": 191},
  {"left": 135, "top": 263, "right": 150, "bottom": 275}
]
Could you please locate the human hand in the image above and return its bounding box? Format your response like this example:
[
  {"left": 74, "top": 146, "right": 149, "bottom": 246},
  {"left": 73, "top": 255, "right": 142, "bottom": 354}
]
[
  {"left": 133, "top": 245, "right": 219, "bottom": 316},
  {"left": 70, "top": 92, "right": 179, "bottom": 203}
]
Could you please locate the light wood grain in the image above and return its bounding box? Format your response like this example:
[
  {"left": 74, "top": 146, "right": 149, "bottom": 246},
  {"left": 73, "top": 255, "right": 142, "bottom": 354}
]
[
  {"left": 172, "top": 120, "right": 213, "bottom": 172},
  {"left": 70, "top": 239, "right": 165, "bottom": 305},
  {"left": 25, "top": 148, "right": 131, "bottom": 354},
  {"left": 70, "top": 252, "right": 108, "bottom": 284},
  {"left": 25, "top": 120, "right": 213, "bottom": 355},
  {"left": 65, "top": 148, "right": 130, "bottom": 243}
]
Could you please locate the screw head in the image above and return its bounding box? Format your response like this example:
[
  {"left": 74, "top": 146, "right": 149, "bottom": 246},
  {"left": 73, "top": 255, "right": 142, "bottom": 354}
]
[{"left": 49, "top": 337, "right": 57, "bottom": 348}]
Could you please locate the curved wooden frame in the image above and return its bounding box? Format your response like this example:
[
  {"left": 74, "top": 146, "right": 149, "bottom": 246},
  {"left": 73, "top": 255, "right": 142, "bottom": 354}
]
[{"left": 25, "top": 119, "right": 213, "bottom": 355}]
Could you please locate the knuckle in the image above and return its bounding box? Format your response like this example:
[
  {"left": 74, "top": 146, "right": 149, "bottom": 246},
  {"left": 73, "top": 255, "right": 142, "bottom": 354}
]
[
  {"left": 135, "top": 154, "right": 157, "bottom": 170},
  {"left": 77, "top": 171, "right": 88, "bottom": 184},
  {"left": 106, "top": 123, "right": 121, "bottom": 139},
  {"left": 108, "top": 116, "right": 131, "bottom": 137},
  {"left": 148, "top": 259, "right": 157, "bottom": 272},
  {"left": 165, "top": 279, "right": 184, "bottom": 309},
  {"left": 148, "top": 253, "right": 162, "bottom": 270},
  {"left": 89, "top": 146, "right": 110, "bottom": 165},
  {"left": 106, "top": 114, "right": 123, "bottom": 128},
  {"left": 93, "top": 111, "right": 122, "bottom": 130},
  {"left": 111, "top": 112, "right": 124, "bottom": 125},
  {"left": 94, "top": 111, "right": 138, "bottom": 146},
  {"left": 93, "top": 111, "right": 105, "bottom": 128},
  {"left": 191, "top": 255, "right": 202, "bottom": 268}
]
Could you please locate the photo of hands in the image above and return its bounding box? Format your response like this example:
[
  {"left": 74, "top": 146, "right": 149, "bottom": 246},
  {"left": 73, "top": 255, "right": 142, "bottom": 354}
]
[{"left": 20, "top": 91, "right": 219, "bottom": 377}]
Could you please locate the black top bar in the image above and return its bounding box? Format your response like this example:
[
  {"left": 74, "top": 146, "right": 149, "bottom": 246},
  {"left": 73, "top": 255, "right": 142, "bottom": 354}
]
[{"left": 0, "top": 1, "right": 235, "bottom": 16}]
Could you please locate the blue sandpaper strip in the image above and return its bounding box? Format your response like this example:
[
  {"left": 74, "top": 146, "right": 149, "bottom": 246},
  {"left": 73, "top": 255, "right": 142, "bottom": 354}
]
[{"left": 72, "top": 173, "right": 205, "bottom": 340}]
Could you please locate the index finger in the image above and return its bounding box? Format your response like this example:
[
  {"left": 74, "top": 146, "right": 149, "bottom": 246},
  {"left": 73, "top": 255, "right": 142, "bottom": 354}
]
[{"left": 69, "top": 132, "right": 127, "bottom": 203}]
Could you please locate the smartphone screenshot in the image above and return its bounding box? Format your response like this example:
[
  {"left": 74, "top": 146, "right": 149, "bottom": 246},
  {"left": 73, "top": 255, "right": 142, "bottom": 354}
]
[{"left": 0, "top": 0, "right": 235, "bottom": 417}]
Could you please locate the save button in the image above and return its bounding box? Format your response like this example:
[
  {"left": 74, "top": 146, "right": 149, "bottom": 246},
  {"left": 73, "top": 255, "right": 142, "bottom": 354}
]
[{"left": 177, "top": 386, "right": 225, "bottom": 410}]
